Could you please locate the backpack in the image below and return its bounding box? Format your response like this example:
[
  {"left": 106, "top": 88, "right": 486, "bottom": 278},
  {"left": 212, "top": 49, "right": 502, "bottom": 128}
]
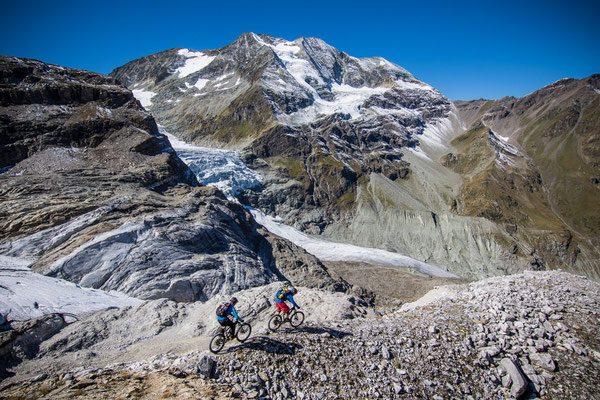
[
  {"left": 216, "top": 303, "right": 230, "bottom": 317},
  {"left": 277, "top": 287, "right": 290, "bottom": 300}
]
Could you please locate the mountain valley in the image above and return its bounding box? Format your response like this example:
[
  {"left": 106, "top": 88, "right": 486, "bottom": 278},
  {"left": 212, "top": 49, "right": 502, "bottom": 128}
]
[{"left": 1, "top": 33, "right": 599, "bottom": 399}]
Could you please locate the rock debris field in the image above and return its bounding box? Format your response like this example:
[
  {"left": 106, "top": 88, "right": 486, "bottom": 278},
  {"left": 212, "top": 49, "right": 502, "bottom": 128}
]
[{"left": 1, "top": 270, "right": 599, "bottom": 399}]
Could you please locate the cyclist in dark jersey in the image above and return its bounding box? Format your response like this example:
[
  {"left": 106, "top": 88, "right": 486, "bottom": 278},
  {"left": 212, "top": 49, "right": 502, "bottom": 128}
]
[{"left": 217, "top": 297, "right": 244, "bottom": 335}]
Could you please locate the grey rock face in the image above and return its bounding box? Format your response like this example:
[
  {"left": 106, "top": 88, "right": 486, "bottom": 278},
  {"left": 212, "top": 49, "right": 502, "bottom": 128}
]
[
  {"left": 529, "top": 352, "right": 557, "bottom": 372},
  {"left": 0, "top": 314, "right": 69, "bottom": 377},
  {"left": 0, "top": 55, "right": 197, "bottom": 240}
]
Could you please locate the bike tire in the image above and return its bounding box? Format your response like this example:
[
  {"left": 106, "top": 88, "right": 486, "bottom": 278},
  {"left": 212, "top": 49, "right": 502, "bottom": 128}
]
[
  {"left": 290, "top": 310, "right": 305, "bottom": 328},
  {"left": 209, "top": 333, "right": 226, "bottom": 353},
  {"left": 268, "top": 314, "right": 283, "bottom": 332},
  {"left": 236, "top": 323, "right": 252, "bottom": 342}
]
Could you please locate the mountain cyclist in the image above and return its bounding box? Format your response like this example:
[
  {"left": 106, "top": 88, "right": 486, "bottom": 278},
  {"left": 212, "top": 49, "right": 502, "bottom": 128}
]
[
  {"left": 274, "top": 285, "right": 300, "bottom": 320},
  {"left": 216, "top": 297, "right": 244, "bottom": 337}
]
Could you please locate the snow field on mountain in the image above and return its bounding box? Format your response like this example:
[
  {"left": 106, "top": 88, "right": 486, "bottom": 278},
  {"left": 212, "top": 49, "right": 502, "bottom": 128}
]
[
  {"left": 131, "top": 88, "right": 156, "bottom": 109},
  {"left": 175, "top": 49, "right": 215, "bottom": 78},
  {"left": 277, "top": 83, "right": 390, "bottom": 125},
  {"left": 0, "top": 255, "right": 141, "bottom": 322},
  {"left": 251, "top": 33, "right": 438, "bottom": 126}
]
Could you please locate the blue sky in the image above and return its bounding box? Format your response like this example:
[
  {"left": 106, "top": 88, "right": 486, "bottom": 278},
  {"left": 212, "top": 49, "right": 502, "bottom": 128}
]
[{"left": 1, "top": 0, "right": 598, "bottom": 100}]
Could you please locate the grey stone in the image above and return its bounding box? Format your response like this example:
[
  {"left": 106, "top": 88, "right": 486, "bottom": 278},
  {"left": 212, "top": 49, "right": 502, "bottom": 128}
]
[
  {"left": 529, "top": 352, "right": 556, "bottom": 372},
  {"left": 499, "top": 358, "right": 528, "bottom": 398},
  {"left": 381, "top": 345, "right": 391, "bottom": 360},
  {"left": 195, "top": 355, "right": 217, "bottom": 378}
]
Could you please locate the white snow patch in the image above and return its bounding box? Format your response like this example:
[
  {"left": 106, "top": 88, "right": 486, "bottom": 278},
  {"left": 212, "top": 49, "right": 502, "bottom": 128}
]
[
  {"left": 175, "top": 49, "right": 215, "bottom": 78},
  {"left": 132, "top": 88, "right": 156, "bottom": 109},
  {"left": 277, "top": 83, "right": 389, "bottom": 125},
  {"left": 249, "top": 209, "right": 458, "bottom": 278},
  {"left": 489, "top": 130, "right": 520, "bottom": 169},
  {"left": 194, "top": 78, "right": 210, "bottom": 90},
  {"left": 394, "top": 79, "right": 436, "bottom": 93},
  {"left": 0, "top": 255, "right": 141, "bottom": 322},
  {"left": 419, "top": 116, "right": 457, "bottom": 149},
  {"left": 185, "top": 78, "right": 210, "bottom": 91}
]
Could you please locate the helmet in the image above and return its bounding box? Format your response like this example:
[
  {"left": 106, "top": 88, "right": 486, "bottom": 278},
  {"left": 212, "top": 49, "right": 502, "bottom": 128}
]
[
  {"left": 291, "top": 287, "right": 298, "bottom": 295},
  {"left": 230, "top": 297, "right": 238, "bottom": 305}
]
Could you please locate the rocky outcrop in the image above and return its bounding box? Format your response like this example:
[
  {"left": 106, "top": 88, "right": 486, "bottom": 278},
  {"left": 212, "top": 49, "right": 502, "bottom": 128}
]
[
  {"left": 2, "top": 185, "right": 346, "bottom": 302},
  {"left": 0, "top": 55, "right": 197, "bottom": 240},
  {"left": 0, "top": 313, "right": 72, "bottom": 378}
]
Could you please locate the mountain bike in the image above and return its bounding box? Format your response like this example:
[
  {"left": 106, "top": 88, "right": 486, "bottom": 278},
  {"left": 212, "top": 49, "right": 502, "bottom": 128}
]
[
  {"left": 209, "top": 319, "right": 252, "bottom": 353},
  {"left": 268, "top": 307, "right": 305, "bottom": 332}
]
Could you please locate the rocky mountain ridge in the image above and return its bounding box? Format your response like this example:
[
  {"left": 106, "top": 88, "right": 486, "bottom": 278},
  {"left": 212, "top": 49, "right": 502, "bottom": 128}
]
[{"left": 109, "top": 33, "right": 454, "bottom": 233}]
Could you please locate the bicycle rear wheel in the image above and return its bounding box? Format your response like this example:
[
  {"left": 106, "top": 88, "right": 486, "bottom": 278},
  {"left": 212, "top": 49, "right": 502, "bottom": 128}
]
[
  {"left": 209, "top": 333, "right": 226, "bottom": 353},
  {"left": 236, "top": 322, "right": 252, "bottom": 342},
  {"left": 290, "top": 310, "right": 305, "bottom": 328},
  {"left": 268, "top": 314, "right": 283, "bottom": 331}
]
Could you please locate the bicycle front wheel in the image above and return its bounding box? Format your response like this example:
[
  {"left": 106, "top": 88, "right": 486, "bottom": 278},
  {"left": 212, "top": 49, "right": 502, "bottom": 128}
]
[
  {"left": 236, "top": 323, "right": 252, "bottom": 342},
  {"left": 209, "top": 333, "right": 226, "bottom": 353},
  {"left": 268, "top": 314, "right": 283, "bottom": 331},
  {"left": 290, "top": 310, "right": 305, "bottom": 327}
]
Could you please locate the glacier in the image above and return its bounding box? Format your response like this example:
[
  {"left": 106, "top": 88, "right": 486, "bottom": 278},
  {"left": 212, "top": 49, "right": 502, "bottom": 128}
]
[
  {"left": 163, "top": 129, "right": 264, "bottom": 198},
  {"left": 159, "top": 126, "right": 457, "bottom": 278}
]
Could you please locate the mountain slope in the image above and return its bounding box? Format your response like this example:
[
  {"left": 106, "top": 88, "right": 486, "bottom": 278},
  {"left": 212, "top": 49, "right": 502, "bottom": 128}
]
[
  {"left": 110, "top": 33, "right": 600, "bottom": 280},
  {"left": 454, "top": 75, "right": 600, "bottom": 279},
  {"left": 110, "top": 33, "right": 452, "bottom": 228}
]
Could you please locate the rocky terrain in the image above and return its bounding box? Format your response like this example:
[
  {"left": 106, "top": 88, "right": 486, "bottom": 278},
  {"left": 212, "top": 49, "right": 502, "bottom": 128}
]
[
  {"left": 207, "top": 270, "right": 600, "bottom": 400},
  {"left": 0, "top": 56, "right": 197, "bottom": 238},
  {"left": 2, "top": 271, "right": 598, "bottom": 399}
]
